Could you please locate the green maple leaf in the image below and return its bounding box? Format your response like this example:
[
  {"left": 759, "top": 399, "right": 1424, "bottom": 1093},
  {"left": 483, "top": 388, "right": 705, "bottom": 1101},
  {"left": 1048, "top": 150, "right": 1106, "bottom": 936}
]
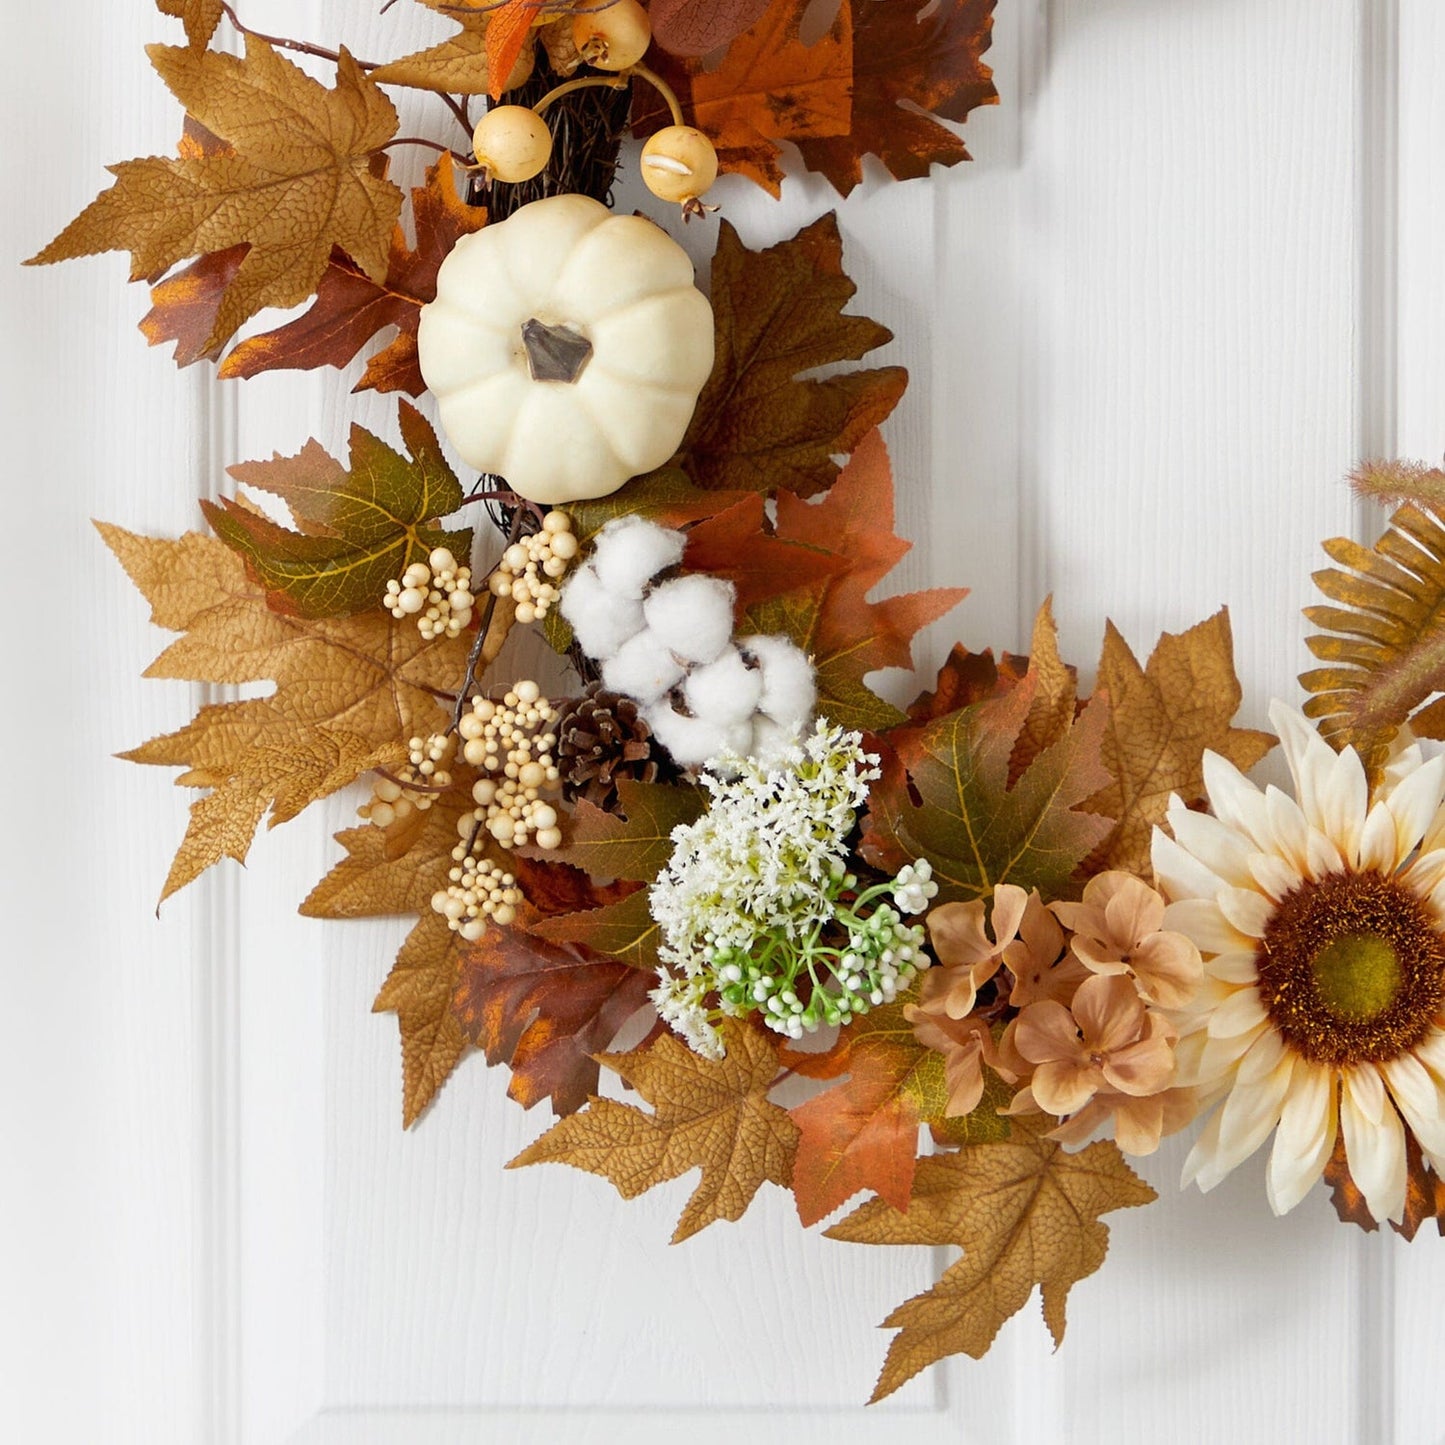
[
  {"left": 202, "top": 401, "right": 470, "bottom": 618},
  {"left": 863, "top": 673, "right": 1114, "bottom": 904}
]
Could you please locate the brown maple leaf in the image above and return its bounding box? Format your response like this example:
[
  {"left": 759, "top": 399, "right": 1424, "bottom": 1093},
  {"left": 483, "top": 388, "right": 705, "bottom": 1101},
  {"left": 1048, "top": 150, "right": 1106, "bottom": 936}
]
[
  {"left": 649, "top": 0, "right": 772, "bottom": 56},
  {"left": 893, "top": 601, "right": 1071, "bottom": 780},
  {"left": 687, "top": 0, "right": 853, "bottom": 198},
  {"left": 796, "top": 0, "right": 999, "bottom": 196},
  {"left": 1085, "top": 610, "right": 1274, "bottom": 877},
  {"left": 508, "top": 1021, "right": 799, "bottom": 1242},
  {"left": 1324, "top": 1131, "right": 1445, "bottom": 1240},
  {"left": 740, "top": 430, "right": 967, "bottom": 731},
  {"left": 861, "top": 663, "right": 1113, "bottom": 903},
  {"left": 680, "top": 215, "right": 907, "bottom": 498},
  {"left": 100, "top": 525, "right": 468, "bottom": 902},
  {"left": 453, "top": 925, "right": 654, "bottom": 1114},
  {"left": 374, "top": 912, "right": 469, "bottom": 1127},
  {"left": 141, "top": 245, "right": 248, "bottom": 366},
  {"left": 30, "top": 39, "right": 402, "bottom": 353},
  {"left": 218, "top": 157, "right": 487, "bottom": 395},
  {"left": 787, "top": 998, "right": 964, "bottom": 1227},
  {"left": 827, "top": 1118, "right": 1156, "bottom": 1398}
]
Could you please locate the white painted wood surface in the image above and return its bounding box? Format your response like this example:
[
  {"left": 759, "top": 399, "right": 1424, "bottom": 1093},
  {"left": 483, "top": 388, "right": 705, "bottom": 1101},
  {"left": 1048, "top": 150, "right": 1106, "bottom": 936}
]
[{"left": 5, "top": 1, "right": 1443, "bottom": 1441}]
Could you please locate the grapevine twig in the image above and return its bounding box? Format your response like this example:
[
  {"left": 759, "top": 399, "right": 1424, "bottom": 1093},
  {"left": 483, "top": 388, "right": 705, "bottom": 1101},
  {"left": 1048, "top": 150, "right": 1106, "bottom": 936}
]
[{"left": 449, "top": 508, "right": 528, "bottom": 733}]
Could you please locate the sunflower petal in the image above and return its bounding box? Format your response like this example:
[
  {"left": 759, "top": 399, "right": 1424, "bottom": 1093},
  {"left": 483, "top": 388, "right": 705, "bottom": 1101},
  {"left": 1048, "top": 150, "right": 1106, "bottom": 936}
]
[
  {"left": 1207, "top": 986, "right": 1269, "bottom": 1038},
  {"left": 1382, "top": 1051, "right": 1445, "bottom": 1156},
  {"left": 1152, "top": 825, "right": 1228, "bottom": 902},
  {"left": 1340, "top": 1069, "right": 1407, "bottom": 1223},
  {"left": 1266, "top": 1061, "right": 1335, "bottom": 1214}
]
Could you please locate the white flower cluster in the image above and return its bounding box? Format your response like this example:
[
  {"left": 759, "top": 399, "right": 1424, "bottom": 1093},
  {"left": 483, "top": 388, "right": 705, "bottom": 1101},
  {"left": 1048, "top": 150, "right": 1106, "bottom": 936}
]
[
  {"left": 648, "top": 721, "right": 934, "bottom": 1056},
  {"left": 557, "top": 516, "right": 816, "bottom": 768}
]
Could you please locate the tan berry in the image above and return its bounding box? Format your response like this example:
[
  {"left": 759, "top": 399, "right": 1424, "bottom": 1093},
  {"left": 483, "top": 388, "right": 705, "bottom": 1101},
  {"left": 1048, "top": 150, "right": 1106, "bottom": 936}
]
[
  {"left": 472, "top": 105, "right": 553, "bottom": 184},
  {"left": 641, "top": 126, "right": 718, "bottom": 205},
  {"left": 572, "top": 0, "right": 651, "bottom": 70}
]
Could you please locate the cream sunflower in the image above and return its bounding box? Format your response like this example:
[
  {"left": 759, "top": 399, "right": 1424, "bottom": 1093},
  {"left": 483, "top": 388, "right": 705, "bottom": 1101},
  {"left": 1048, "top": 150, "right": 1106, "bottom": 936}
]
[{"left": 1152, "top": 702, "right": 1445, "bottom": 1223}]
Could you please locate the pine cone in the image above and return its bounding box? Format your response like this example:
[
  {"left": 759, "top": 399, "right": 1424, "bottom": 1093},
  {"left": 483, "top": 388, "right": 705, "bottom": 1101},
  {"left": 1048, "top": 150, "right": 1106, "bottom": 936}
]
[{"left": 555, "top": 684, "right": 668, "bottom": 809}]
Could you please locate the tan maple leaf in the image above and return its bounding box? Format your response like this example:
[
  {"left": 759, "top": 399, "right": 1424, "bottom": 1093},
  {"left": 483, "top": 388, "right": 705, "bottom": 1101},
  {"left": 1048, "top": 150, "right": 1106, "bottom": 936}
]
[
  {"left": 372, "top": 1, "right": 537, "bottom": 95},
  {"left": 30, "top": 38, "right": 402, "bottom": 353},
  {"left": 374, "top": 911, "right": 469, "bottom": 1127},
  {"left": 301, "top": 792, "right": 470, "bottom": 921},
  {"left": 99, "top": 525, "right": 470, "bottom": 902},
  {"left": 1084, "top": 610, "right": 1274, "bottom": 876},
  {"left": 826, "top": 1118, "right": 1156, "bottom": 1399},
  {"left": 217, "top": 156, "right": 488, "bottom": 394},
  {"left": 156, "top": 0, "right": 222, "bottom": 50},
  {"left": 508, "top": 1022, "right": 799, "bottom": 1242}
]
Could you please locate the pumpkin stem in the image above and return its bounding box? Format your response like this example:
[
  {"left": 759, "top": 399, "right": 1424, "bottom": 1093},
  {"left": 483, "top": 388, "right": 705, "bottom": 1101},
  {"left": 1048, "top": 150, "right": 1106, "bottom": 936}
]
[{"left": 521, "top": 319, "right": 594, "bottom": 384}]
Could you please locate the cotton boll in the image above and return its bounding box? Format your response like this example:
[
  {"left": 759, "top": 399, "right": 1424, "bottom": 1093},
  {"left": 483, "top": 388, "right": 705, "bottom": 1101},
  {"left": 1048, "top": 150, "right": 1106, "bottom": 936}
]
[
  {"left": 591, "top": 516, "right": 686, "bottom": 598},
  {"left": 749, "top": 717, "right": 801, "bottom": 771},
  {"left": 560, "top": 563, "right": 646, "bottom": 660},
  {"left": 740, "top": 634, "right": 816, "bottom": 726},
  {"left": 644, "top": 575, "right": 735, "bottom": 664},
  {"left": 645, "top": 703, "right": 752, "bottom": 768},
  {"left": 683, "top": 647, "right": 764, "bottom": 727},
  {"left": 601, "top": 629, "right": 686, "bottom": 704}
]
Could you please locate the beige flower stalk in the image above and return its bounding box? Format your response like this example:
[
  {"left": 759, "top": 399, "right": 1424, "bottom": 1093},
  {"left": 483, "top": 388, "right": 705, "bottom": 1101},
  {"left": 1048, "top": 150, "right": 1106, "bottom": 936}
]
[
  {"left": 1053, "top": 870, "right": 1203, "bottom": 1007},
  {"left": 1154, "top": 702, "right": 1445, "bottom": 1224}
]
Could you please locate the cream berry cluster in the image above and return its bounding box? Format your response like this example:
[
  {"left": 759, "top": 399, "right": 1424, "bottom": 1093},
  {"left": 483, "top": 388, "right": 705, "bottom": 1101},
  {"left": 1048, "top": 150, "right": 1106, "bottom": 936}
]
[
  {"left": 558, "top": 517, "right": 816, "bottom": 768},
  {"left": 487, "top": 510, "right": 578, "bottom": 624},
  {"left": 385, "top": 547, "right": 475, "bottom": 641},
  {"left": 455, "top": 681, "right": 564, "bottom": 851}
]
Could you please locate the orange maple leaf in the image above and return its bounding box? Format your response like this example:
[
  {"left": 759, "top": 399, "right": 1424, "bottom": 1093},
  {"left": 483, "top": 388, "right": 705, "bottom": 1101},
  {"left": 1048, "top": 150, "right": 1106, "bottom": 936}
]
[
  {"left": 486, "top": 0, "right": 545, "bottom": 99},
  {"left": 787, "top": 1000, "right": 949, "bottom": 1225},
  {"left": 687, "top": 0, "right": 852, "bottom": 197},
  {"left": 740, "top": 430, "right": 967, "bottom": 731}
]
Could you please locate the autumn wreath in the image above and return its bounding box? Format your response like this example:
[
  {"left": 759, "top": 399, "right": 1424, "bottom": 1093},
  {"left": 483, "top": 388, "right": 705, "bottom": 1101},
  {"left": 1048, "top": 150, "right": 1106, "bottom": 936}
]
[{"left": 34, "top": 0, "right": 1445, "bottom": 1402}]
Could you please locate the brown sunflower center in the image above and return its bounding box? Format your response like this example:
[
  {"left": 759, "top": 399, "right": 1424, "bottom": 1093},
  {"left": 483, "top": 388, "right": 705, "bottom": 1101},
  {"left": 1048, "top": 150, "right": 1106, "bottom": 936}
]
[{"left": 1255, "top": 870, "right": 1445, "bottom": 1065}]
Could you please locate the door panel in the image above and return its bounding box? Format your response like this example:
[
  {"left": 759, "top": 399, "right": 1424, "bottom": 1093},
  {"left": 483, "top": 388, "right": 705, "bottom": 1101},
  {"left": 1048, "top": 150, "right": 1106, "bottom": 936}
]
[{"left": 5, "top": 2, "right": 1440, "bottom": 1441}]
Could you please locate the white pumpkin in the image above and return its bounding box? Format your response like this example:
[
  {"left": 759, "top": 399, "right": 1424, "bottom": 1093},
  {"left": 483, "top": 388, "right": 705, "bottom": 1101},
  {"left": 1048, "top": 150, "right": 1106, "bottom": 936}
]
[{"left": 417, "top": 193, "right": 715, "bottom": 505}]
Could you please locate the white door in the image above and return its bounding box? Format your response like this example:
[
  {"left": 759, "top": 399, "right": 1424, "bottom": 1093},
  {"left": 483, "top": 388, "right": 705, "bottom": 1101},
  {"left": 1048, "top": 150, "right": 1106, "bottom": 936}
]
[{"left": 6, "top": 1, "right": 1444, "bottom": 1441}]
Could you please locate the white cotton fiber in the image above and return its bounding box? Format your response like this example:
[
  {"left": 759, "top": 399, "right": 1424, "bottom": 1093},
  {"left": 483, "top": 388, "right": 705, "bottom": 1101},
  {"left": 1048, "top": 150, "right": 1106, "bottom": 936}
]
[
  {"left": 590, "top": 516, "right": 686, "bottom": 598},
  {"left": 740, "top": 634, "right": 816, "bottom": 726},
  {"left": 645, "top": 703, "right": 753, "bottom": 768},
  {"left": 643, "top": 575, "right": 735, "bottom": 664},
  {"left": 749, "top": 717, "right": 800, "bottom": 771},
  {"left": 559, "top": 562, "right": 645, "bottom": 660},
  {"left": 601, "top": 628, "right": 686, "bottom": 704},
  {"left": 683, "top": 647, "right": 764, "bottom": 726}
]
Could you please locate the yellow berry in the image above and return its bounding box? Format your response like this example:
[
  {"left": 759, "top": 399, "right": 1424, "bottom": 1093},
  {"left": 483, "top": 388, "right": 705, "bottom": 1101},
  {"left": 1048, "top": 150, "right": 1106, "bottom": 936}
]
[
  {"left": 641, "top": 126, "right": 718, "bottom": 205},
  {"left": 573, "top": 0, "right": 651, "bottom": 71},
  {"left": 472, "top": 105, "right": 553, "bottom": 184}
]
